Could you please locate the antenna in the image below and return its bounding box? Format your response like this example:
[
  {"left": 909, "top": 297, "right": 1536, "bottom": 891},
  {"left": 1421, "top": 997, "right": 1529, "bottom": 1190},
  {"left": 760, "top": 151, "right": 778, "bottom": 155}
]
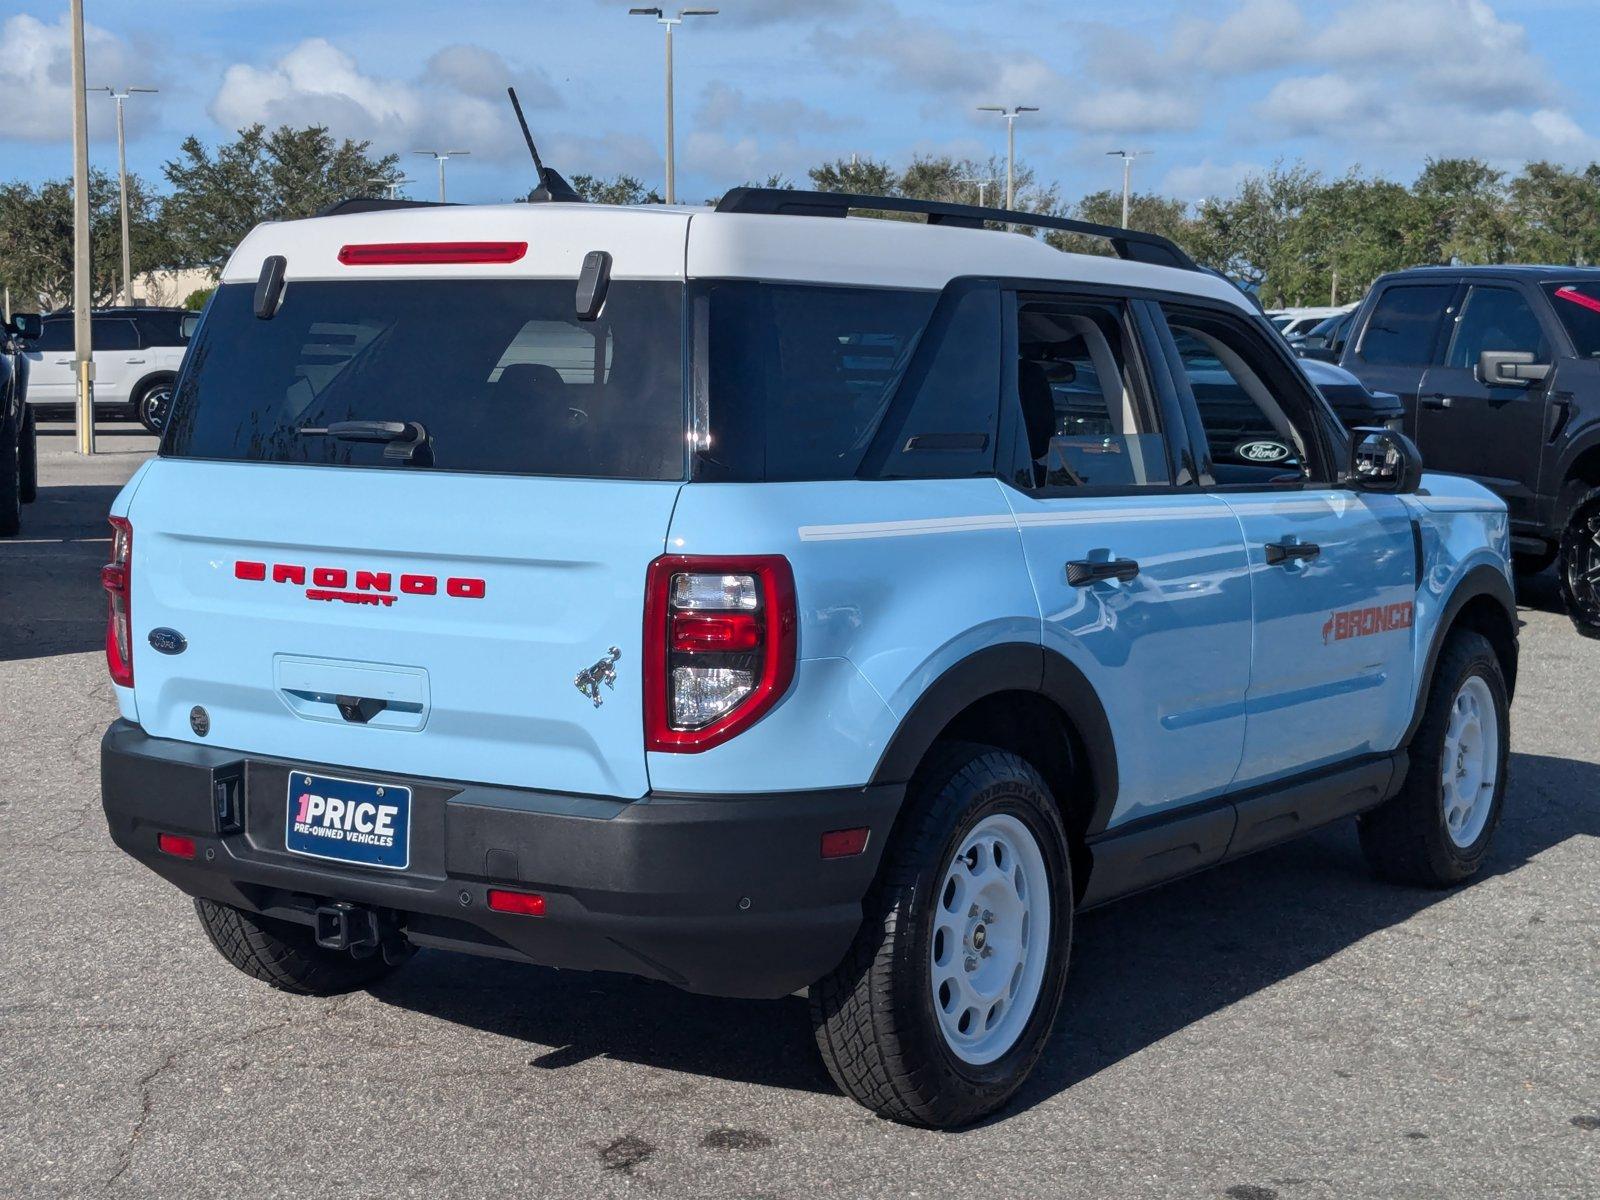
[{"left": 509, "top": 86, "right": 583, "bottom": 203}]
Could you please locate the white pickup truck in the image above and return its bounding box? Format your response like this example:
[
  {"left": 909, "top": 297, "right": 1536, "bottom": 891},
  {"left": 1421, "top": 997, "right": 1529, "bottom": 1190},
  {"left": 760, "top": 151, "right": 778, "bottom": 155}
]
[{"left": 23, "top": 307, "right": 192, "bottom": 432}]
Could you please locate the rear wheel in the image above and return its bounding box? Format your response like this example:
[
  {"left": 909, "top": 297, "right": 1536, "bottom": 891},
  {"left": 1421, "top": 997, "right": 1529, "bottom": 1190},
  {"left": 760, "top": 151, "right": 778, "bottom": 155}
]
[
  {"left": 19, "top": 405, "right": 37, "bottom": 504},
  {"left": 1557, "top": 487, "right": 1600, "bottom": 639},
  {"left": 0, "top": 410, "right": 20, "bottom": 537},
  {"left": 134, "top": 377, "right": 174, "bottom": 434},
  {"left": 809, "top": 743, "right": 1072, "bottom": 1128},
  {"left": 194, "top": 898, "right": 405, "bottom": 996},
  {"left": 1358, "top": 630, "right": 1509, "bottom": 886}
]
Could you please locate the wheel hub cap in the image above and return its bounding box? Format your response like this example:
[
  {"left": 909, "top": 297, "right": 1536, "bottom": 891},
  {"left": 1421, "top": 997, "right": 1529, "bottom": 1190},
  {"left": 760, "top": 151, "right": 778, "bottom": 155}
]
[{"left": 1439, "top": 675, "right": 1499, "bottom": 849}]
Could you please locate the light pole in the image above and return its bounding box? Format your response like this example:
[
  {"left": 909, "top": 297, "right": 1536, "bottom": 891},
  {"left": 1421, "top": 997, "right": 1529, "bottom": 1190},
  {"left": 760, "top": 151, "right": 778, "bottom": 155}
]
[
  {"left": 370, "top": 176, "right": 414, "bottom": 200},
  {"left": 977, "top": 105, "right": 1038, "bottom": 209},
  {"left": 1106, "top": 149, "right": 1153, "bottom": 228},
  {"left": 69, "top": 0, "right": 94, "bottom": 454},
  {"left": 629, "top": 7, "right": 718, "bottom": 205},
  {"left": 92, "top": 86, "right": 158, "bottom": 306},
  {"left": 414, "top": 151, "right": 468, "bottom": 202},
  {"left": 956, "top": 175, "right": 998, "bottom": 207}
]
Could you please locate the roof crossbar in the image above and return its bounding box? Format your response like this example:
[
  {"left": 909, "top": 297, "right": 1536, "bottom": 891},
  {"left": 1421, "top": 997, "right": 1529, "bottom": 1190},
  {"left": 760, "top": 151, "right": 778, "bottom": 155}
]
[{"left": 714, "top": 187, "right": 1198, "bottom": 272}]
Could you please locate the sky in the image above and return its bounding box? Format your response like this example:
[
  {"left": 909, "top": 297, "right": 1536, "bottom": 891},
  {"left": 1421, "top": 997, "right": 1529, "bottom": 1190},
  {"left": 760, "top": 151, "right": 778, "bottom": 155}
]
[{"left": 3, "top": 0, "right": 1599, "bottom": 207}]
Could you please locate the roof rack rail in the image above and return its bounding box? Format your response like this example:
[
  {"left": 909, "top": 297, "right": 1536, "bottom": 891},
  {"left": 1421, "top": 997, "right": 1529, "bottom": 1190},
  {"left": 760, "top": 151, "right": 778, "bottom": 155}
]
[
  {"left": 315, "top": 197, "right": 457, "bottom": 217},
  {"left": 714, "top": 187, "right": 1198, "bottom": 272}
]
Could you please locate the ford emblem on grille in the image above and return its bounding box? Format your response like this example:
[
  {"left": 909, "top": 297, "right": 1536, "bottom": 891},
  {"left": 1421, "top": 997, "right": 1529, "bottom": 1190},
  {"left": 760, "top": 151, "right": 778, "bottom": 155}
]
[{"left": 148, "top": 627, "right": 188, "bottom": 655}]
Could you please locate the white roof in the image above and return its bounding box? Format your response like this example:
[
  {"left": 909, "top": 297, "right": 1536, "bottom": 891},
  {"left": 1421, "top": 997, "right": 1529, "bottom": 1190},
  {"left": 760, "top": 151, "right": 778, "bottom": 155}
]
[{"left": 220, "top": 201, "right": 1249, "bottom": 311}]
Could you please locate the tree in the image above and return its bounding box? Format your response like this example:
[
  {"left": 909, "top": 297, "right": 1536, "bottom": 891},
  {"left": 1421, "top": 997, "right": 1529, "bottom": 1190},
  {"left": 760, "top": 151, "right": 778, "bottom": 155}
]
[
  {"left": 808, "top": 155, "right": 898, "bottom": 196},
  {"left": 1407, "top": 157, "right": 1512, "bottom": 266},
  {"left": 0, "top": 168, "right": 171, "bottom": 309},
  {"left": 162, "top": 125, "right": 401, "bottom": 270},
  {"left": 1507, "top": 161, "right": 1600, "bottom": 266},
  {"left": 1274, "top": 172, "right": 1417, "bottom": 305},
  {"left": 1064, "top": 189, "right": 1197, "bottom": 257},
  {"left": 1193, "top": 161, "right": 1323, "bottom": 304},
  {"left": 563, "top": 173, "right": 663, "bottom": 205}
]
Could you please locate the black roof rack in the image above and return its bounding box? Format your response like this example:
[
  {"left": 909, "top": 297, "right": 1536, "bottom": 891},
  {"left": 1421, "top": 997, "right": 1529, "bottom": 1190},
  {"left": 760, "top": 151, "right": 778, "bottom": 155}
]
[
  {"left": 315, "top": 197, "right": 456, "bottom": 217},
  {"left": 714, "top": 187, "right": 1198, "bottom": 272}
]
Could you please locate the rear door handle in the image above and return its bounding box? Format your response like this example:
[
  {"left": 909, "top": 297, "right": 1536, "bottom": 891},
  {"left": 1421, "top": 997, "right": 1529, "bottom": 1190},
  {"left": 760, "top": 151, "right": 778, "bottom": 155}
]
[
  {"left": 1066, "top": 557, "right": 1140, "bottom": 586},
  {"left": 1420, "top": 394, "right": 1453, "bottom": 409},
  {"left": 1265, "top": 541, "right": 1321, "bottom": 566},
  {"left": 125, "top": 357, "right": 146, "bottom": 364}
]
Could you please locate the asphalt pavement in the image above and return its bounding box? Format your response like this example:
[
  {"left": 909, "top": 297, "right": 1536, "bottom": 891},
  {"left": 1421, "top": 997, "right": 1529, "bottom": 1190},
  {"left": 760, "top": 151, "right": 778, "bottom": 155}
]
[{"left": 1, "top": 421, "right": 1596, "bottom": 1199}]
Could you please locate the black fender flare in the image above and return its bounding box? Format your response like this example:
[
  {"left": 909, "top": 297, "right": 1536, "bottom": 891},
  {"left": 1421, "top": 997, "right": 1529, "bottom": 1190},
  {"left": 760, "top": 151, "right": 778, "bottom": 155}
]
[
  {"left": 1403, "top": 562, "right": 1517, "bottom": 747},
  {"left": 869, "top": 642, "right": 1120, "bottom": 832}
]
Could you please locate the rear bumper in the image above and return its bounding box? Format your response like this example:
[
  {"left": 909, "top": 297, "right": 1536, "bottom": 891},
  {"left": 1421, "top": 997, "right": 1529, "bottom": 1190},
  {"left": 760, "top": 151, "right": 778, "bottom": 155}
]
[{"left": 100, "top": 720, "right": 902, "bottom": 998}]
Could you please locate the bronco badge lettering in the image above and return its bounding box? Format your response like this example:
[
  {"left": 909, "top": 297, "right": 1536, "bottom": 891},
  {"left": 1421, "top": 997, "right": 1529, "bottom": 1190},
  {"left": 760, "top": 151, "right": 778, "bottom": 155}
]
[
  {"left": 234, "top": 560, "right": 486, "bottom": 607},
  {"left": 1322, "top": 601, "right": 1415, "bottom": 644}
]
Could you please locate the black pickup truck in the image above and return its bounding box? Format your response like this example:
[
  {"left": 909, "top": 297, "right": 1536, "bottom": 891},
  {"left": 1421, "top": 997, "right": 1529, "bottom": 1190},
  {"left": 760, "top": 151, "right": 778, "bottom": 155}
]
[
  {"left": 1339, "top": 265, "right": 1600, "bottom": 637},
  {"left": 1, "top": 310, "right": 41, "bottom": 536}
]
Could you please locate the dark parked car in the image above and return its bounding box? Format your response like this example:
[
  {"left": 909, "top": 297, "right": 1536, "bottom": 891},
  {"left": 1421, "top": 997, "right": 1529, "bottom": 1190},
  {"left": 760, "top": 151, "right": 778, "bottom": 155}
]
[
  {"left": 1290, "top": 308, "right": 1357, "bottom": 362},
  {"left": 1, "top": 309, "right": 42, "bottom": 536},
  {"left": 1338, "top": 265, "right": 1600, "bottom": 636}
]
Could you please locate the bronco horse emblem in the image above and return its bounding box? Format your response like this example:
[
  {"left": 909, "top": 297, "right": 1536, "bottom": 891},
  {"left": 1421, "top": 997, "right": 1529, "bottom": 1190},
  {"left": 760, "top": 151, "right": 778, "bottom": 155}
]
[{"left": 574, "top": 646, "right": 623, "bottom": 707}]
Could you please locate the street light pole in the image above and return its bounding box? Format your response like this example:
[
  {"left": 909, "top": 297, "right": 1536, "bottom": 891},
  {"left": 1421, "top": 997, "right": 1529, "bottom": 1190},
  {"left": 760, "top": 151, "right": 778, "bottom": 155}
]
[
  {"left": 1106, "top": 149, "right": 1154, "bottom": 228},
  {"left": 93, "top": 87, "right": 158, "bottom": 306},
  {"left": 977, "top": 105, "right": 1038, "bottom": 210},
  {"left": 630, "top": 8, "right": 718, "bottom": 204},
  {"left": 414, "top": 151, "right": 469, "bottom": 202},
  {"left": 69, "top": 0, "right": 94, "bottom": 455}
]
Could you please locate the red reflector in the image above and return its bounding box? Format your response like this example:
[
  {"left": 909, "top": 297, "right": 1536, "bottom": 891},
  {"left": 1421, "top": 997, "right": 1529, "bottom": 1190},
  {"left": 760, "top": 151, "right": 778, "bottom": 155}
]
[
  {"left": 487, "top": 889, "right": 546, "bottom": 916},
  {"left": 157, "top": 833, "right": 197, "bottom": 859},
  {"left": 670, "top": 611, "right": 762, "bottom": 653},
  {"left": 338, "top": 241, "right": 528, "bottom": 266},
  {"left": 820, "top": 827, "right": 870, "bottom": 859}
]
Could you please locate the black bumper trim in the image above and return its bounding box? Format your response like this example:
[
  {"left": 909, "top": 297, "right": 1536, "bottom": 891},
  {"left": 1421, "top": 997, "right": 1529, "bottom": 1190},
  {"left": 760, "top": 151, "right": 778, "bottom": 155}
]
[{"left": 100, "top": 720, "right": 902, "bottom": 998}]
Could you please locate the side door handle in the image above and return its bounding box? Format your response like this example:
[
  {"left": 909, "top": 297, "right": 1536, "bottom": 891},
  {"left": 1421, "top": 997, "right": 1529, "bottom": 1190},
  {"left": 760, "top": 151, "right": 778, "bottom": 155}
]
[
  {"left": 1420, "top": 394, "right": 1453, "bottom": 410},
  {"left": 125, "top": 357, "right": 147, "bottom": 364},
  {"left": 1066, "top": 557, "right": 1140, "bottom": 586},
  {"left": 1264, "top": 541, "right": 1321, "bottom": 566}
]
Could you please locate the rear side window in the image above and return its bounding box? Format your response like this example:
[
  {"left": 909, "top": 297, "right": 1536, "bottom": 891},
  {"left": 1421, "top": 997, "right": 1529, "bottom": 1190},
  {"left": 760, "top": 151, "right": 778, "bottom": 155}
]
[
  {"left": 1445, "top": 286, "right": 1547, "bottom": 368},
  {"left": 1547, "top": 283, "right": 1600, "bottom": 358},
  {"left": 92, "top": 318, "right": 141, "bottom": 351},
  {"left": 163, "top": 280, "right": 685, "bottom": 480},
  {"left": 1357, "top": 285, "right": 1453, "bottom": 366},
  {"left": 134, "top": 312, "right": 188, "bottom": 346},
  {"left": 693, "top": 282, "right": 936, "bottom": 481}
]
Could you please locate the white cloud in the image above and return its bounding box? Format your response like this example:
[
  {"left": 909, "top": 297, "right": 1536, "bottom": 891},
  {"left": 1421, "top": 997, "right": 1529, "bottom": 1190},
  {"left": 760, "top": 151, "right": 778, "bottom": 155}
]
[
  {"left": 209, "top": 39, "right": 560, "bottom": 160},
  {"left": 696, "top": 83, "right": 854, "bottom": 137},
  {"left": 1161, "top": 159, "right": 1265, "bottom": 202},
  {"left": 0, "top": 13, "right": 153, "bottom": 143}
]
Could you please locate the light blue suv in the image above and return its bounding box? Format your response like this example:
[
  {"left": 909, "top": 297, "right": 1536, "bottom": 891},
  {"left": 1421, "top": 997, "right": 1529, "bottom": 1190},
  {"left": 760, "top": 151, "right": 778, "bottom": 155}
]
[{"left": 99, "top": 189, "right": 1518, "bottom": 1127}]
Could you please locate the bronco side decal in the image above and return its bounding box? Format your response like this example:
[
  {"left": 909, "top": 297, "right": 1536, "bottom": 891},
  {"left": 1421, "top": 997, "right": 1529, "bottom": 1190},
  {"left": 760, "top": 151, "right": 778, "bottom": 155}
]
[{"left": 1323, "top": 601, "right": 1414, "bottom": 644}]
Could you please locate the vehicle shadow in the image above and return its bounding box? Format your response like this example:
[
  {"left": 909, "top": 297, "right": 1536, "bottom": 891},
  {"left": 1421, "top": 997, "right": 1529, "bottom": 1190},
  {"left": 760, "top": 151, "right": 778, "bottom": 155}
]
[
  {"left": 369, "top": 750, "right": 1598, "bottom": 1113},
  {"left": 1515, "top": 565, "right": 1566, "bottom": 618},
  {"left": 0, "top": 483, "right": 124, "bottom": 662}
]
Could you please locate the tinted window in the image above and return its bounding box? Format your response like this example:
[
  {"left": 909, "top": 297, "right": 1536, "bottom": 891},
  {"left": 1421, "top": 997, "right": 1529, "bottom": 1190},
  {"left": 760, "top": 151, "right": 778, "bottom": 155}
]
[
  {"left": 1547, "top": 283, "right": 1600, "bottom": 359},
  {"left": 1010, "top": 297, "right": 1171, "bottom": 489},
  {"left": 163, "top": 280, "right": 685, "bottom": 480},
  {"left": 133, "top": 312, "right": 188, "bottom": 346},
  {"left": 1358, "top": 285, "right": 1453, "bottom": 365},
  {"left": 1445, "top": 286, "right": 1546, "bottom": 369},
  {"left": 92, "top": 318, "right": 140, "bottom": 350},
  {"left": 695, "top": 282, "right": 935, "bottom": 481},
  {"left": 38, "top": 320, "right": 73, "bottom": 352}
]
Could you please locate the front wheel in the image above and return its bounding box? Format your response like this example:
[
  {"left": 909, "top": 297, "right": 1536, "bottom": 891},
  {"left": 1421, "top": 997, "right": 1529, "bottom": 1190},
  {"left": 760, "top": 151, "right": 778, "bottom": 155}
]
[
  {"left": 1557, "top": 487, "right": 1600, "bottom": 639},
  {"left": 1358, "top": 630, "right": 1509, "bottom": 886},
  {"left": 809, "top": 743, "right": 1072, "bottom": 1128}
]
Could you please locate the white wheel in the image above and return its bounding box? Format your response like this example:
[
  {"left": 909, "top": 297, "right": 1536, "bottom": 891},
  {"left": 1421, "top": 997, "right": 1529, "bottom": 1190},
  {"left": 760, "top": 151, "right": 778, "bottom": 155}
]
[
  {"left": 1440, "top": 675, "right": 1499, "bottom": 849},
  {"left": 929, "top": 812, "right": 1051, "bottom": 1066}
]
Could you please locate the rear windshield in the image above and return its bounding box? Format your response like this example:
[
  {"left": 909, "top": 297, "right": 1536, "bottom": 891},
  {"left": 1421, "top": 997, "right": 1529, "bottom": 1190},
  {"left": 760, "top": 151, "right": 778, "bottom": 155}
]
[
  {"left": 1548, "top": 283, "right": 1600, "bottom": 359},
  {"left": 163, "top": 280, "right": 685, "bottom": 480}
]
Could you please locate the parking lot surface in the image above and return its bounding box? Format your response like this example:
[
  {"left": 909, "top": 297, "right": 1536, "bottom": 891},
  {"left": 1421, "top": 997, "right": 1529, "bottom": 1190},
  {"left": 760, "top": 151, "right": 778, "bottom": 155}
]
[{"left": 2, "top": 422, "right": 1596, "bottom": 1199}]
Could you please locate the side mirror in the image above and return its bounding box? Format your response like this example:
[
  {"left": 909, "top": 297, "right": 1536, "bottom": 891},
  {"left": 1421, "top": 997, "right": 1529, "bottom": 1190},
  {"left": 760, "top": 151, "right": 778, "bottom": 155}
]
[
  {"left": 1477, "top": 349, "right": 1550, "bottom": 388},
  {"left": 5, "top": 312, "right": 42, "bottom": 342},
  {"left": 1350, "top": 427, "right": 1423, "bottom": 494}
]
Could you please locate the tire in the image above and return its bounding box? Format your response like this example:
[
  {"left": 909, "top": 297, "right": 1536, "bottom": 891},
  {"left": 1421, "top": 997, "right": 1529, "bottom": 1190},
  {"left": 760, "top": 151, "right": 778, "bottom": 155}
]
[
  {"left": 134, "top": 377, "right": 175, "bottom": 435},
  {"left": 19, "top": 404, "right": 37, "bottom": 504},
  {"left": 0, "top": 409, "right": 20, "bottom": 538},
  {"left": 194, "top": 897, "right": 405, "bottom": 996},
  {"left": 1556, "top": 487, "right": 1600, "bottom": 640},
  {"left": 809, "top": 742, "right": 1072, "bottom": 1128},
  {"left": 1358, "top": 630, "right": 1510, "bottom": 886}
]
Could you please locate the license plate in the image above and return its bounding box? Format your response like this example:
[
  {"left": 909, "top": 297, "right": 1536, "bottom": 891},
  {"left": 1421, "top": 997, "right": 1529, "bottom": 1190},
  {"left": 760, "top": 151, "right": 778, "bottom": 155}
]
[{"left": 285, "top": 772, "right": 411, "bottom": 870}]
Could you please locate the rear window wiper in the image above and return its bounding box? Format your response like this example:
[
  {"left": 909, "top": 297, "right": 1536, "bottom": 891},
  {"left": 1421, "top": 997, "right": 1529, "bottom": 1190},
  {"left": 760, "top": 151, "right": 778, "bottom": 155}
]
[{"left": 298, "top": 420, "right": 432, "bottom": 464}]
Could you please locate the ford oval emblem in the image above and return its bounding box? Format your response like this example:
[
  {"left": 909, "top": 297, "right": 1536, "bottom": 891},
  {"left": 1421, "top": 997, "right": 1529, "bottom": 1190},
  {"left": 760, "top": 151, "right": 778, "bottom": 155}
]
[
  {"left": 148, "top": 627, "right": 188, "bottom": 655},
  {"left": 1237, "top": 440, "right": 1291, "bottom": 463}
]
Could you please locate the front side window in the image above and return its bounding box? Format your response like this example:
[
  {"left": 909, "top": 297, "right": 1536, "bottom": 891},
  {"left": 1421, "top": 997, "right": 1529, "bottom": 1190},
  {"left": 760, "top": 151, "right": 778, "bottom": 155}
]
[
  {"left": 1445, "top": 286, "right": 1547, "bottom": 369},
  {"left": 37, "top": 320, "right": 72, "bottom": 352},
  {"left": 1357, "top": 284, "right": 1454, "bottom": 366},
  {"left": 163, "top": 279, "right": 685, "bottom": 480},
  {"left": 1547, "top": 282, "right": 1600, "bottom": 359},
  {"left": 1009, "top": 296, "right": 1172, "bottom": 490}
]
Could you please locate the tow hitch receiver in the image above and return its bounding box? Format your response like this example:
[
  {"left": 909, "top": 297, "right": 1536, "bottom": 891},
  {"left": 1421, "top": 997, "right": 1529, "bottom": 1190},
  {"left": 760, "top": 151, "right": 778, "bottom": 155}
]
[{"left": 313, "top": 901, "right": 411, "bottom": 964}]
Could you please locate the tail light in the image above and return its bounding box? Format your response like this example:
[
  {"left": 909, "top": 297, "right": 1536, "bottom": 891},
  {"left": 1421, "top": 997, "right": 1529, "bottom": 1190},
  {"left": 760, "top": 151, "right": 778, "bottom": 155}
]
[
  {"left": 102, "top": 517, "right": 133, "bottom": 687},
  {"left": 644, "top": 555, "right": 796, "bottom": 752}
]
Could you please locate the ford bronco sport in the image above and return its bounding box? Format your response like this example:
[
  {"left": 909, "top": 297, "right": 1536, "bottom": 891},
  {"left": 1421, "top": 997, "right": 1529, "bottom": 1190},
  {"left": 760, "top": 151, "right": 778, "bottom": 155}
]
[{"left": 100, "top": 190, "right": 1518, "bottom": 1127}]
